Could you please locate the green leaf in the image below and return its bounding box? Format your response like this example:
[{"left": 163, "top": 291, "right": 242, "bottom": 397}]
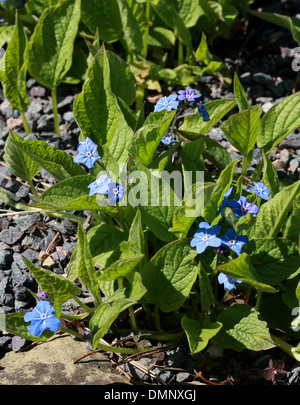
[
  {"left": 216, "top": 304, "right": 275, "bottom": 351},
  {"left": 178, "top": 98, "right": 237, "bottom": 139},
  {"left": 198, "top": 262, "right": 214, "bottom": 312},
  {"left": 29, "top": 175, "right": 105, "bottom": 211},
  {"left": 128, "top": 110, "right": 176, "bottom": 166},
  {"left": 182, "top": 317, "right": 222, "bottom": 354},
  {"left": 107, "top": 51, "right": 136, "bottom": 106},
  {"left": 195, "top": 31, "right": 213, "bottom": 65},
  {"left": 220, "top": 105, "right": 262, "bottom": 157},
  {"left": 244, "top": 238, "right": 300, "bottom": 285},
  {"left": 262, "top": 150, "right": 280, "bottom": 198},
  {"left": 9, "top": 134, "right": 85, "bottom": 181},
  {"left": 148, "top": 27, "right": 176, "bottom": 48},
  {"left": 90, "top": 275, "right": 146, "bottom": 350},
  {"left": 26, "top": 0, "right": 81, "bottom": 89},
  {"left": 254, "top": 181, "right": 300, "bottom": 238},
  {"left": 1, "top": 12, "right": 29, "bottom": 111},
  {"left": 77, "top": 221, "right": 102, "bottom": 306},
  {"left": 74, "top": 46, "right": 134, "bottom": 164},
  {"left": 217, "top": 253, "right": 276, "bottom": 293},
  {"left": 23, "top": 256, "right": 80, "bottom": 303},
  {"left": 283, "top": 200, "right": 300, "bottom": 243},
  {"left": 81, "top": 0, "right": 122, "bottom": 43},
  {"left": 4, "top": 132, "right": 40, "bottom": 184},
  {"left": 257, "top": 91, "right": 300, "bottom": 154},
  {"left": 128, "top": 156, "right": 177, "bottom": 242},
  {"left": 203, "top": 137, "right": 232, "bottom": 171},
  {"left": 141, "top": 239, "right": 197, "bottom": 312},
  {"left": 117, "top": 0, "right": 143, "bottom": 52},
  {"left": 97, "top": 241, "right": 144, "bottom": 281},
  {"left": 202, "top": 159, "right": 239, "bottom": 223},
  {"left": 233, "top": 72, "right": 250, "bottom": 112},
  {"left": 128, "top": 208, "right": 147, "bottom": 269}
]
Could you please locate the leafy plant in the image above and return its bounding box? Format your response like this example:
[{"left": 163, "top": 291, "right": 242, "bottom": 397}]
[{"left": 0, "top": 38, "right": 299, "bottom": 368}]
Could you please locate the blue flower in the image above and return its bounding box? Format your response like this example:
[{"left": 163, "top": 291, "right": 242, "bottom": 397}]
[
  {"left": 220, "top": 228, "right": 249, "bottom": 256},
  {"left": 105, "top": 182, "right": 124, "bottom": 204},
  {"left": 190, "top": 221, "right": 222, "bottom": 254},
  {"left": 246, "top": 181, "right": 270, "bottom": 200},
  {"left": 216, "top": 186, "right": 233, "bottom": 216},
  {"left": 177, "top": 89, "right": 201, "bottom": 102},
  {"left": 197, "top": 102, "right": 210, "bottom": 122},
  {"left": 227, "top": 196, "right": 259, "bottom": 217},
  {"left": 218, "top": 272, "right": 242, "bottom": 291},
  {"left": 73, "top": 137, "right": 101, "bottom": 169},
  {"left": 161, "top": 135, "right": 178, "bottom": 145},
  {"left": 24, "top": 300, "right": 60, "bottom": 337},
  {"left": 154, "top": 95, "right": 179, "bottom": 112},
  {"left": 38, "top": 291, "right": 49, "bottom": 301},
  {"left": 88, "top": 174, "right": 112, "bottom": 196}
]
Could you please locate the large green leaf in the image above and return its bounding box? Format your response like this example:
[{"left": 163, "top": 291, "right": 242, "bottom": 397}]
[
  {"left": 26, "top": 0, "right": 81, "bottom": 89},
  {"left": 23, "top": 256, "right": 80, "bottom": 303},
  {"left": 215, "top": 304, "right": 275, "bottom": 351},
  {"left": 30, "top": 175, "right": 108, "bottom": 211},
  {"left": 257, "top": 92, "right": 300, "bottom": 153},
  {"left": 233, "top": 72, "right": 250, "bottom": 112},
  {"left": 217, "top": 253, "right": 276, "bottom": 293},
  {"left": 81, "top": 0, "right": 122, "bottom": 43},
  {"left": 1, "top": 12, "right": 29, "bottom": 111},
  {"left": 220, "top": 105, "right": 262, "bottom": 157},
  {"left": 10, "top": 133, "right": 85, "bottom": 181},
  {"left": 244, "top": 238, "right": 300, "bottom": 285},
  {"left": 141, "top": 239, "right": 197, "bottom": 312},
  {"left": 182, "top": 317, "right": 222, "bottom": 354},
  {"left": 128, "top": 110, "right": 176, "bottom": 166},
  {"left": 254, "top": 181, "right": 300, "bottom": 238},
  {"left": 117, "top": 0, "right": 143, "bottom": 52},
  {"left": 128, "top": 156, "right": 177, "bottom": 242},
  {"left": 4, "top": 132, "right": 40, "bottom": 184},
  {"left": 178, "top": 98, "right": 237, "bottom": 139},
  {"left": 74, "top": 46, "right": 134, "bottom": 164}
]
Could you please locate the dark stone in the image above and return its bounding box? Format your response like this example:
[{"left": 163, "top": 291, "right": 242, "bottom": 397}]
[
  {"left": 0, "top": 228, "right": 24, "bottom": 245},
  {"left": 14, "top": 212, "right": 43, "bottom": 232},
  {"left": 0, "top": 250, "right": 13, "bottom": 269}
]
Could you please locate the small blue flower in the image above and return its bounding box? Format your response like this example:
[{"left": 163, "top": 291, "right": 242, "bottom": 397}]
[
  {"left": 154, "top": 95, "right": 179, "bottom": 112},
  {"left": 73, "top": 137, "right": 101, "bottom": 169},
  {"left": 227, "top": 196, "right": 259, "bottom": 217},
  {"left": 177, "top": 89, "right": 201, "bottom": 102},
  {"left": 190, "top": 221, "right": 222, "bottom": 254},
  {"left": 220, "top": 228, "right": 249, "bottom": 256},
  {"left": 218, "top": 272, "right": 242, "bottom": 291},
  {"left": 216, "top": 186, "right": 233, "bottom": 216},
  {"left": 24, "top": 300, "right": 60, "bottom": 337},
  {"left": 105, "top": 182, "right": 124, "bottom": 204},
  {"left": 197, "top": 102, "right": 210, "bottom": 122},
  {"left": 88, "top": 174, "right": 112, "bottom": 196},
  {"left": 161, "top": 135, "right": 179, "bottom": 145},
  {"left": 246, "top": 181, "right": 270, "bottom": 200}
]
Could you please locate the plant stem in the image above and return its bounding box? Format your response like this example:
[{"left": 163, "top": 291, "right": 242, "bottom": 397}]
[
  {"left": 271, "top": 334, "right": 300, "bottom": 361},
  {"left": 91, "top": 210, "right": 102, "bottom": 225},
  {"left": 241, "top": 155, "right": 248, "bottom": 177},
  {"left": 154, "top": 304, "right": 164, "bottom": 332},
  {"left": 129, "top": 306, "right": 139, "bottom": 334},
  {"left": 255, "top": 290, "right": 262, "bottom": 311},
  {"left": 20, "top": 111, "right": 31, "bottom": 135},
  {"left": 51, "top": 87, "right": 61, "bottom": 136},
  {"left": 60, "top": 328, "right": 83, "bottom": 339},
  {"left": 71, "top": 295, "right": 95, "bottom": 313},
  {"left": 27, "top": 177, "right": 39, "bottom": 200},
  {"left": 178, "top": 40, "right": 184, "bottom": 65}
]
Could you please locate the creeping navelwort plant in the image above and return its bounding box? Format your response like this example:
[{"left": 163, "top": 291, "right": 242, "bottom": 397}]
[{"left": 0, "top": 3, "right": 299, "bottom": 364}]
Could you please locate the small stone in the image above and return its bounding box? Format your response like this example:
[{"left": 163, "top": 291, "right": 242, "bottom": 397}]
[
  {"left": 6, "top": 118, "right": 23, "bottom": 131},
  {"left": 11, "top": 336, "right": 27, "bottom": 352},
  {"left": 176, "top": 372, "right": 191, "bottom": 383},
  {"left": 14, "top": 212, "right": 43, "bottom": 232},
  {"left": 253, "top": 72, "right": 272, "bottom": 84},
  {"left": 29, "top": 86, "right": 46, "bottom": 97},
  {"left": 279, "top": 148, "right": 290, "bottom": 164},
  {"left": 38, "top": 251, "right": 49, "bottom": 261},
  {"left": 0, "top": 228, "right": 23, "bottom": 245},
  {"left": 0, "top": 250, "right": 13, "bottom": 269},
  {"left": 272, "top": 160, "right": 287, "bottom": 170},
  {"left": 239, "top": 72, "right": 252, "bottom": 84},
  {"left": 42, "top": 255, "right": 56, "bottom": 270},
  {"left": 289, "top": 158, "right": 299, "bottom": 173}
]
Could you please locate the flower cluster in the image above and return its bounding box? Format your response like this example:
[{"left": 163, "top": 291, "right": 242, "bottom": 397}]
[
  {"left": 154, "top": 89, "right": 210, "bottom": 122},
  {"left": 190, "top": 221, "right": 249, "bottom": 291},
  {"left": 24, "top": 294, "right": 60, "bottom": 337},
  {"left": 73, "top": 138, "right": 124, "bottom": 204}
]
